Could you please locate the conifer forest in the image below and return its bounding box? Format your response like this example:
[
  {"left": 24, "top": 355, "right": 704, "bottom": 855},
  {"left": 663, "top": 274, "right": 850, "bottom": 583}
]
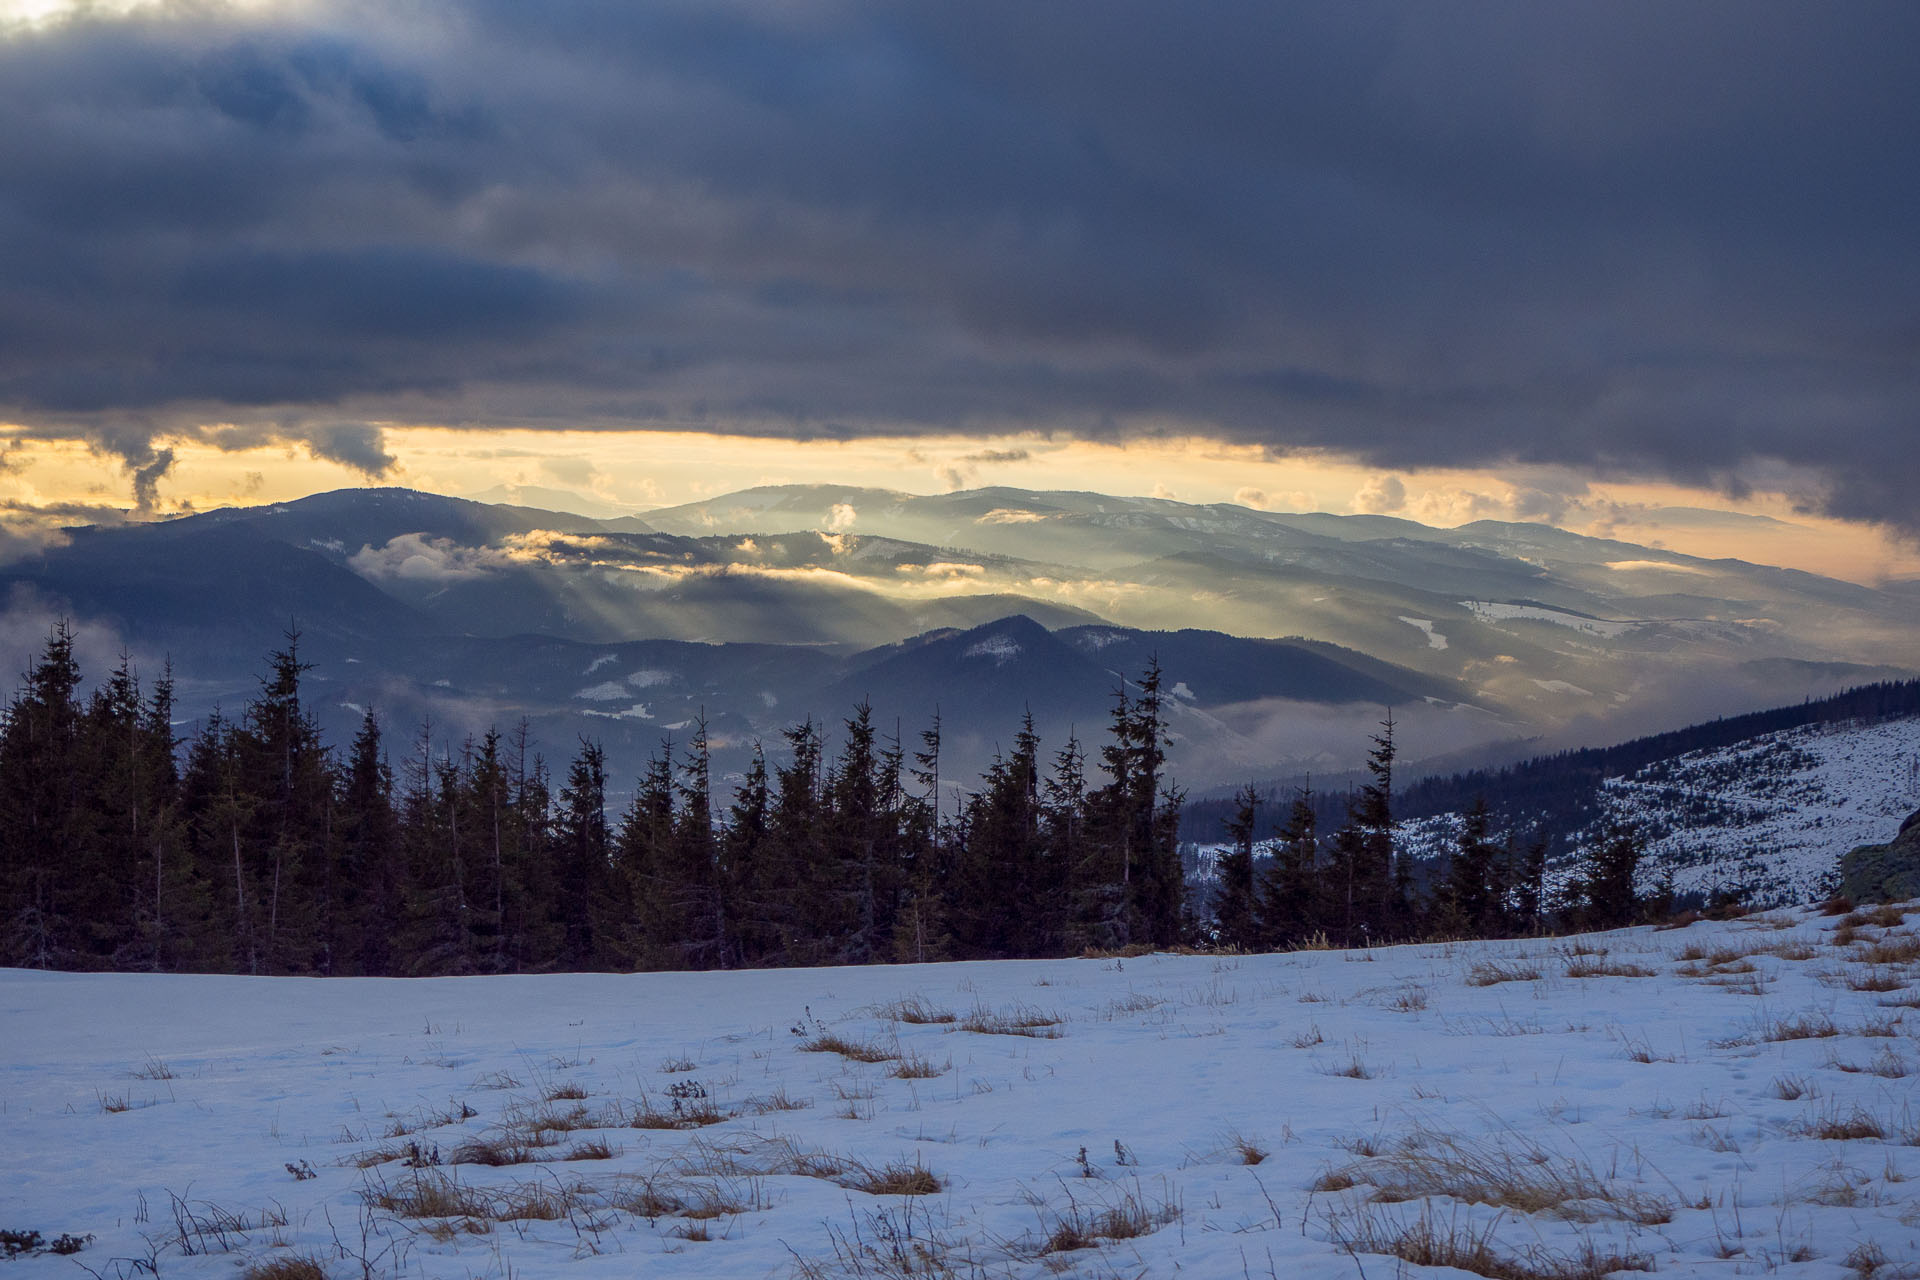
[{"left": 0, "top": 625, "right": 1642, "bottom": 976}]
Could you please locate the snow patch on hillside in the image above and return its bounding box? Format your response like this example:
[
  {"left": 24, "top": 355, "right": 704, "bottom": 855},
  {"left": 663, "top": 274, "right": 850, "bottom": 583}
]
[
  {"left": 1398, "top": 616, "right": 1448, "bottom": 649},
  {"left": 581, "top": 702, "right": 653, "bottom": 721},
  {"left": 1071, "top": 629, "right": 1127, "bottom": 650},
  {"left": 964, "top": 635, "right": 1022, "bottom": 664},
  {"left": 574, "top": 680, "right": 629, "bottom": 701}
]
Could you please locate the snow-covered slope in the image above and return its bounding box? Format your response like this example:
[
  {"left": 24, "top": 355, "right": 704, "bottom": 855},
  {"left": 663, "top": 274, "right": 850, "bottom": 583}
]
[
  {"left": 1602, "top": 718, "right": 1920, "bottom": 904},
  {"left": 7, "top": 909, "right": 1920, "bottom": 1278},
  {"left": 1395, "top": 714, "right": 1920, "bottom": 907}
]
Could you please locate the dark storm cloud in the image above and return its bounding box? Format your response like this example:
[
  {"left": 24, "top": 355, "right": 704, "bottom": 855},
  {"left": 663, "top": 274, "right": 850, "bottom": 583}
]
[{"left": 2, "top": 1, "right": 1917, "bottom": 524}]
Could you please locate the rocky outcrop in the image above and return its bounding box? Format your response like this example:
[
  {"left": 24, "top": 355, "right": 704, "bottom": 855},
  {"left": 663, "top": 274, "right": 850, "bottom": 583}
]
[{"left": 1840, "top": 808, "right": 1920, "bottom": 903}]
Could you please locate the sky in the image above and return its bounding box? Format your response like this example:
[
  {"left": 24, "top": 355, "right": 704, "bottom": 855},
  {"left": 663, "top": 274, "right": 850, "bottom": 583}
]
[{"left": 2, "top": 0, "right": 1917, "bottom": 582}]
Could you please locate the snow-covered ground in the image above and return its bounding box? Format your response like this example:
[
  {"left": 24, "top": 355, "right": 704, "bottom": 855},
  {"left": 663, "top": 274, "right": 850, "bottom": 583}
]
[{"left": 7, "top": 909, "right": 1920, "bottom": 1279}]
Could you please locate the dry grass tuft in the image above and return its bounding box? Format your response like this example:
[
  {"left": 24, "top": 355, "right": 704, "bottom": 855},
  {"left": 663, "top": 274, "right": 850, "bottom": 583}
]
[
  {"left": 1354, "top": 1129, "right": 1673, "bottom": 1226},
  {"left": 800, "top": 1033, "right": 900, "bottom": 1063},
  {"left": 1310, "top": 1167, "right": 1360, "bottom": 1192},
  {"left": 1675, "top": 942, "right": 1744, "bottom": 965},
  {"left": 851, "top": 1161, "right": 942, "bottom": 1196},
  {"left": 132, "top": 1054, "right": 178, "bottom": 1081},
  {"left": 741, "top": 1087, "right": 810, "bottom": 1114},
  {"left": 1791, "top": 1104, "right": 1891, "bottom": 1142},
  {"left": 1320, "top": 1057, "right": 1375, "bottom": 1079},
  {"left": 1332, "top": 1203, "right": 1654, "bottom": 1280},
  {"left": 1762, "top": 1012, "right": 1840, "bottom": 1041},
  {"left": 876, "top": 995, "right": 957, "bottom": 1025},
  {"left": 1036, "top": 1184, "right": 1180, "bottom": 1254},
  {"left": 1227, "top": 1132, "right": 1270, "bottom": 1165},
  {"left": 1771, "top": 1074, "right": 1815, "bottom": 1101},
  {"left": 516, "top": 1102, "right": 598, "bottom": 1135},
  {"left": 1843, "top": 1239, "right": 1920, "bottom": 1280},
  {"left": 1846, "top": 968, "right": 1909, "bottom": 992},
  {"left": 1334, "top": 1133, "right": 1385, "bottom": 1157},
  {"left": 542, "top": 1082, "right": 588, "bottom": 1101},
  {"left": 608, "top": 1175, "right": 766, "bottom": 1221},
  {"left": 1467, "top": 960, "right": 1542, "bottom": 986},
  {"left": 957, "top": 1003, "right": 1064, "bottom": 1037},
  {"left": 241, "top": 1256, "right": 328, "bottom": 1280},
  {"left": 1563, "top": 955, "right": 1657, "bottom": 979},
  {"left": 1859, "top": 934, "right": 1920, "bottom": 965},
  {"left": 364, "top": 1171, "right": 496, "bottom": 1219},
  {"left": 888, "top": 1051, "right": 948, "bottom": 1080},
  {"left": 447, "top": 1131, "right": 556, "bottom": 1167}
]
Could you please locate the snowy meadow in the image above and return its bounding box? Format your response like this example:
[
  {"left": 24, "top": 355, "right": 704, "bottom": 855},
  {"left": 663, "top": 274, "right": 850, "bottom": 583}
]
[{"left": 7, "top": 906, "right": 1920, "bottom": 1280}]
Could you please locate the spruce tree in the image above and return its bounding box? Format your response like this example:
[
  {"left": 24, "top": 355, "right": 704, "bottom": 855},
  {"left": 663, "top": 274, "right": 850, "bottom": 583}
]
[
  {"left": 0, "top": 623, "right": 84, "bottom": 967},
  {"left": 555, "top": 738, "right": 610, "bottom": 969},
  {"left": 611, "top": 737, "right": 676, "bottom": 968},
  {"left": 722, "top": 742, "right": 773, "bottom": 964},
  {"left": 766, "top": 717, "right": 824, "bottom": 964},
  {"left": 1577, "top": 826, "right": 1645, "bottom": 929},
  {"left": 1510, "top": 835, "right": 1547, "bottom": 931},
  {"left": 503, "top": 720, "right": 559, "bottom": 970},
  {"left": 1210, "top": 784, "right": 1260, "bottom": 950},
  {"left": 894, "top": 714, "right": 952, "bottom": 964},
  {"left": 1254, "top": 783, "right": 1320, "bottom": 948},
  {"left": 1439, "top": 795, "right": 1502, "bottom": 937},
  {"left": 337, "top": 708, "right": 400, "bottom": 974},
  {"left": 233, "top": 634, "right": 336, "bottom": 973},
  {"left": 671, "top": 716, "right": 728, "bottom": 969}
]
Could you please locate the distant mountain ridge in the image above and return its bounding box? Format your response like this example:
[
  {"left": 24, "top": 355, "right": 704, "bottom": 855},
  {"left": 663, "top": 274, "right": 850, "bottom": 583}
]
[{"left": 3, "top": 483, "right": 1914, "bottom": 792}]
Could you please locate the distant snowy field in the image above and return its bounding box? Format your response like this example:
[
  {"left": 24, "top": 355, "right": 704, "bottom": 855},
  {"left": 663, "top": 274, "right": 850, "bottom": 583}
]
[{"left": 7, "top": 908, "right": 1920, "bottom": 1279}]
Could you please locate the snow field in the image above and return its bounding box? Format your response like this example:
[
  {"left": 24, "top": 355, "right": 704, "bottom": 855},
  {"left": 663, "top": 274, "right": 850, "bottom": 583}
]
[{"left": 4, "top": 906, "right": 1920, "bottom": 1279}]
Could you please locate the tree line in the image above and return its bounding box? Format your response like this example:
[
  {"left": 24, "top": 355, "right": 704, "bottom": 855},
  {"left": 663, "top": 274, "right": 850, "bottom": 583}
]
[
  {"left": 0, "top": 626, "right": 1655, "bottom": 976},
  {"left": 1201, "top": 717, "right": 1652, "bottom": 954},
  {"left": 0, "top": 626, "right": 1188, "bottom": 974}
]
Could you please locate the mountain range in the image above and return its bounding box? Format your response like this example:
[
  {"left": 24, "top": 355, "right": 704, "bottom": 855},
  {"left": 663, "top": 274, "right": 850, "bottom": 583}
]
[{"left": 2, "top": 484, "right": 1914, "bottom": 794}]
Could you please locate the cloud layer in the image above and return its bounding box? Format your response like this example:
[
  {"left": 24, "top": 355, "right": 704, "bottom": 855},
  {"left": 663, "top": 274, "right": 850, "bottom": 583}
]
[{"left": 3, "top": 1, "right": 1917, "bottom": 525}]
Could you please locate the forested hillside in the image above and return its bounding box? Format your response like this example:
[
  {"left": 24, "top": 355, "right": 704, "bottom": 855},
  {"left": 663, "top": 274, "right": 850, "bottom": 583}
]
[{"left": 0, "top": 625, "right": 1191, "bottom": 975}]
